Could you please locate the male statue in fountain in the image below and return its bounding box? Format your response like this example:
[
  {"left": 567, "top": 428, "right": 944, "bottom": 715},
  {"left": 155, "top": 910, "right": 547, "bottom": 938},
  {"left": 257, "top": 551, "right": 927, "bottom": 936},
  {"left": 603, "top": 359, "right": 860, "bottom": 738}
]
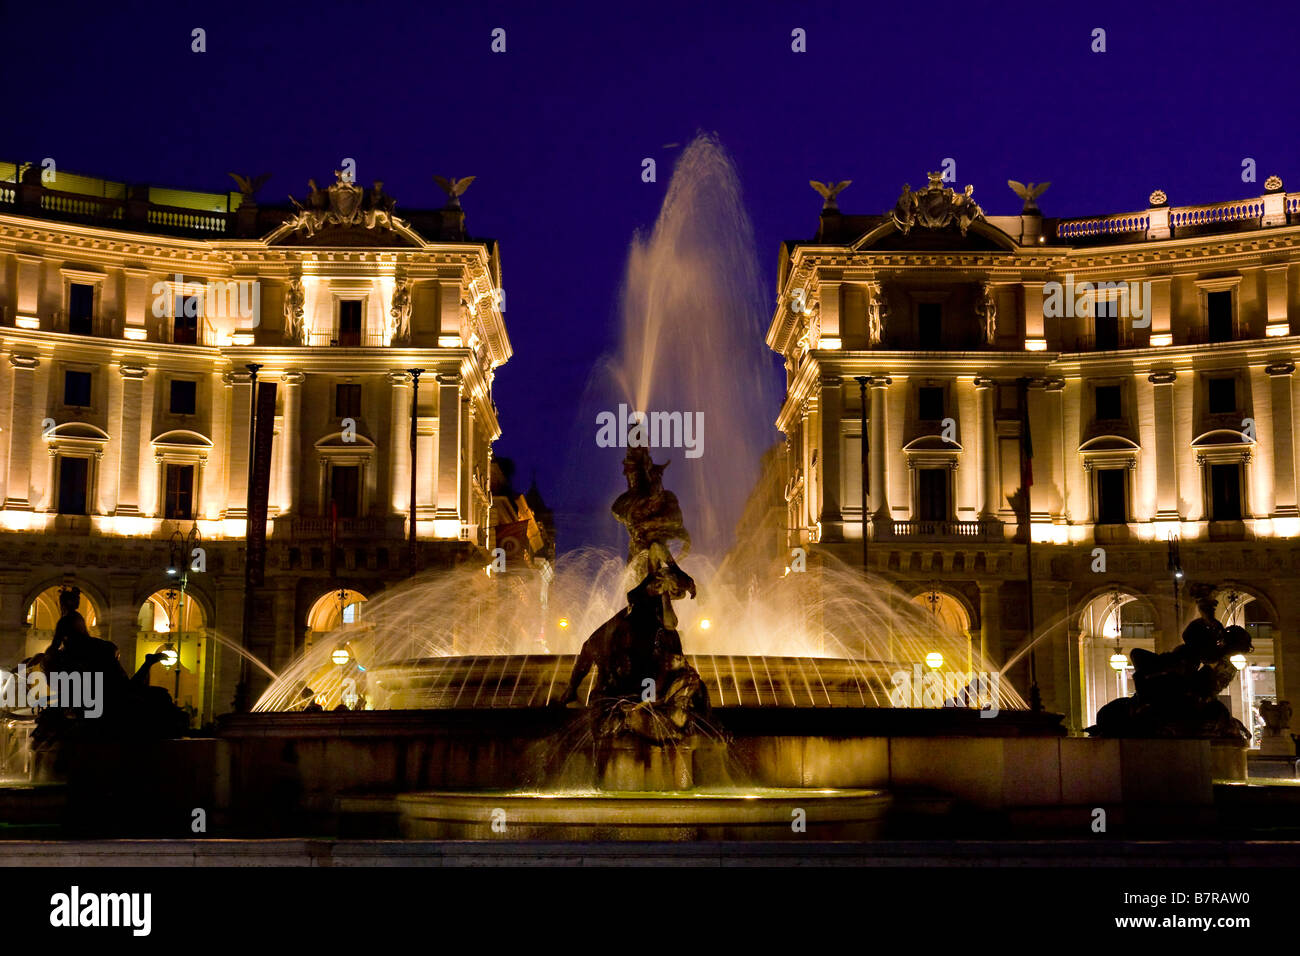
[
  {"left": 557, "top": 447, "right": 709, "bottom": 740},
  {"left": 611, "top": 447, "right": 693, "bottom": 626}
]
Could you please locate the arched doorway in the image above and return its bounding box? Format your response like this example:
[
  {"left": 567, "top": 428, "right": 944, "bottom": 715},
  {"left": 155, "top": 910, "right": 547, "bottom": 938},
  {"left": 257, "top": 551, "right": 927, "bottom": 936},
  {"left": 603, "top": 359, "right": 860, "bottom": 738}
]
[
  {"left": 25, "top": 585, "right": 103, "bottom": 660},
  {"left": 138, "top": 588, "right": 209, "bottom": 726},
  {"left": 1080, "top": 589, "right": 1157, "bottom": 728},
  {"left": 908, "top": 586, "right": 975, "bottom": 674},
  {"left": 305, "top": 587, "right": 368, "bottom": 651},
  {"left": 1216, "top": 587, "right": 1277, "bottom": 748}
]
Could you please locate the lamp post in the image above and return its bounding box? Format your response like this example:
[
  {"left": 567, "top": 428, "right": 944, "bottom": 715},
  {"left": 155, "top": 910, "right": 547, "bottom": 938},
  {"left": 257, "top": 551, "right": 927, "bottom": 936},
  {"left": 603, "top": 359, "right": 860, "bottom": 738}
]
[{"left": 407, "top": 369, "right": 424, "bottom": 578}]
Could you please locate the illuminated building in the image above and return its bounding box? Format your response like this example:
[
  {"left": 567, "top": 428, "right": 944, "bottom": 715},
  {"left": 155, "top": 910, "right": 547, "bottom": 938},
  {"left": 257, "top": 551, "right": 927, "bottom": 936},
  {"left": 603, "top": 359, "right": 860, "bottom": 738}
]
[
  {"left": 769, "top": 172, "right": 1300, "bottom": 739},
  {"left": 0, "top": 163, "right": 511, "bottom": 720}
]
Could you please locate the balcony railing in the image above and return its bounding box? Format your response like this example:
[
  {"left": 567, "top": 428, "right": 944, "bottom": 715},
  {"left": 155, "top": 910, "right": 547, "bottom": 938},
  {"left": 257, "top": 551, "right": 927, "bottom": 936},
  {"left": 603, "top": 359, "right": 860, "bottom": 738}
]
[
  {"left": 304, "top": 329, "right": 389, "bottom": 348},
  {"left": 1057, "top": 189, "right": 1300, "bottom": 241},
  {"left": 282, "top": 516, "right": 402, "bottom": 539},
  {"left": 880, "top": 332, "right": 988, "bottom": 351},
  {"left": 1184, "top": 322, "right": 1246, "bottom": 345},
  {"left": 874, "top": 518, "right": 1003, "bottom": 541},
  {"left": 1069, "top": 329, "right": 1139, "bottom": 352}
]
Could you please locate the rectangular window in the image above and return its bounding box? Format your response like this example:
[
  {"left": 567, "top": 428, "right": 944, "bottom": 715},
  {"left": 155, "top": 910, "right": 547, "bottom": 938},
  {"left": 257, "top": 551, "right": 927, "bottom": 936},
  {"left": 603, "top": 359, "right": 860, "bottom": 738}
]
[
  {"left": 173, "top": 294, "right": 199, "bottom": 345},
  {"left": 338, "top": 300, "right": 363, "bottom": 347},
  {"left": 917, "top": 468, "right": 948, "bottom": 522},
  {"left": 164, "top": 464, "right": 194, "bottom": 520},
  {"left": 917, "top": 387, "right": 945, "bottom": 422},
  {"left": 1096, "top": 468, "right": 1127, "bottom": 525},
  {"left": 917, "top": 302, "right": 941, "bottom": 342},
  {"left": 1094, "top": 385, "right": 1121, "bottom": 420},
  {"left": 1094, "top": 312, "right": 1120, "bottom": 350},
  {"left": 57, "top": 457, "right": 89, "bottom": 515},
  {"left": 331, "top": 465, "right": 361, "bottom": 518},
  {"left": 336, "top": 384, "right": 362, "bottom": 419},
  {"left": 170, "top": 380, "right": 197, "bottom": 415},
  {"left": 64, "top": 370, "right": 92, "bottom": 407},
  {"left": 1207, "top": 377, "right": 1236, "bottom": 414},
  {"left": 1209, "top": 463, "right": 1242, "bottom": 521},
  {"left": 1207, "top": 291, "right": 1233, "bottom": 342},
  {"left": 68, "top": 283, "right": 94, "bottom": 336}
]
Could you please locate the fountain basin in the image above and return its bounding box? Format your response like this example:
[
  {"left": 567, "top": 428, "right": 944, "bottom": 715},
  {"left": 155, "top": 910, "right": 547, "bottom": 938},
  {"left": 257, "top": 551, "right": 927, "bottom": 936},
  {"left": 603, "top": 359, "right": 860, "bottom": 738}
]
[
  {"left": 370, "top": 654, "right": 885, "bottom": 708},
  {"left": 396, "top": 787, "right": 892, "bottom": 841}
]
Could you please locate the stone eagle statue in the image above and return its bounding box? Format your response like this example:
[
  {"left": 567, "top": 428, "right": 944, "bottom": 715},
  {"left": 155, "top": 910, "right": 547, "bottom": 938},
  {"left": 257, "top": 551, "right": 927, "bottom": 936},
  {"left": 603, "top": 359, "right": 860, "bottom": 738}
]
[
  {"left": 434, "top": 175, "right": 476, "bottom": 208},
  {"left": 810, "top": 180, "right": 852, "bottom": 211},
  {"left": 227, "top": 172, "right": 271, "bottom": 199},
  {"left": 1008, "top": 180, "right": 1051, "bottom": 214}
]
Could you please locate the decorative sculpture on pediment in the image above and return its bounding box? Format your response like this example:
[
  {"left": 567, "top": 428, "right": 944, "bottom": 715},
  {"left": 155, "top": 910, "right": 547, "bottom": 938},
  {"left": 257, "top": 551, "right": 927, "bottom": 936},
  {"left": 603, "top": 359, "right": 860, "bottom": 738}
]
[
  {"left": 390, "top": 270, "right": 412, "bottom": 344},
  {"left": 976, "top": 282, "right": 998, "bottom": 344},
  {"left": 283, "top": 275, "right": 305, "bottom": 344},
  {"left": 890, "top": 172, "right": 985, "bottom": 236},
  {"left": 866, "top": 283, "right": 888, "bottom": 346},
  {"left": 282, "top": 171, "right": 407, "bottom": 239}
]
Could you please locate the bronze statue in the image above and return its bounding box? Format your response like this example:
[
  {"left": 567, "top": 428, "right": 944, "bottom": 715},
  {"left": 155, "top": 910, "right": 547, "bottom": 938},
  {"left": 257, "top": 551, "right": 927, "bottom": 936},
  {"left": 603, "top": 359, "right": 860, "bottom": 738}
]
[
  {"left": 558, "top": 448, "right": 709, "bottom": 742},
  {"left": 1088, "top": 584, "right": 1251, "bottom": 740}
]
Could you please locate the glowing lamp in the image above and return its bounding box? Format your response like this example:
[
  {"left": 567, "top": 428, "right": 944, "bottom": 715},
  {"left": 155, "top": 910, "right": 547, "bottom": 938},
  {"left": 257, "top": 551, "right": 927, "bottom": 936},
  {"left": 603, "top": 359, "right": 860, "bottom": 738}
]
[
  {"left": 159, "top": 645, "right": 178, "bottom": 667},
  {"left": 925, "top": 652, "right": 944, "bottom": 670},
  {"left": 1109, "top": 652, "right": 1128, "bottom": 671},
  {"left": 558, "top": 617, "right": 570, "bottom": 629},
  {"left": 699, "top": 618, "right": 712, "bottom": 630},
  {"left": 331, "top": 648, "right": 351, "bottom": 666},
  {"left": 1230, "top": 654, "right": 1248, "bottom": 670}
]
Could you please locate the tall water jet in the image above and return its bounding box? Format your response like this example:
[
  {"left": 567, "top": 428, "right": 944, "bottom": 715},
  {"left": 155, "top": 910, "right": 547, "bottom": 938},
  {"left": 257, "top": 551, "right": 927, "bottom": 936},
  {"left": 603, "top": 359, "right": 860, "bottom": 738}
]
[{"left": 603, "top": 133, "right": 781, "bottom": 557}]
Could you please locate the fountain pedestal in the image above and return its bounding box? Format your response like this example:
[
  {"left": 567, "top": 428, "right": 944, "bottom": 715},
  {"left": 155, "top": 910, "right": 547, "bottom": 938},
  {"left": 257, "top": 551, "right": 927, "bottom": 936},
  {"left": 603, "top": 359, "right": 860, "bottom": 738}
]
[{"left": 596, "top": 738, "right": 693, "bottom": 791}]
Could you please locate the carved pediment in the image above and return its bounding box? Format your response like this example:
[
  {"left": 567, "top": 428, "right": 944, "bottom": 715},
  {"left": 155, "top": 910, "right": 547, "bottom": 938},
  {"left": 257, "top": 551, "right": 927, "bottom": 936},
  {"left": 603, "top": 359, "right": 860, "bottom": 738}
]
[{"left": 266, "top": 172, "right": 423, "bottom": 247}]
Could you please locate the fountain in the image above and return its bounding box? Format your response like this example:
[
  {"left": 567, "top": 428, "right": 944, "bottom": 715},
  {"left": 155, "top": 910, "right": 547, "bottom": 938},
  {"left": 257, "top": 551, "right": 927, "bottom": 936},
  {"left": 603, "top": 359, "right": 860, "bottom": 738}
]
[{"left": 219, "top": 135, "right": 1216, "bottom": 843}]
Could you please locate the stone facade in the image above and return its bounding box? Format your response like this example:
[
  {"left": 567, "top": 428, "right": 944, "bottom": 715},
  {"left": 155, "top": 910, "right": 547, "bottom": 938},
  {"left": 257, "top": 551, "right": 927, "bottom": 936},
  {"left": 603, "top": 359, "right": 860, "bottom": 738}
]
[
  {"left": 0, "top": 164, "right": 512, "bottom": 721},
  {"left": 768, "top": 175, "right": 1300, "bottom": 737}
]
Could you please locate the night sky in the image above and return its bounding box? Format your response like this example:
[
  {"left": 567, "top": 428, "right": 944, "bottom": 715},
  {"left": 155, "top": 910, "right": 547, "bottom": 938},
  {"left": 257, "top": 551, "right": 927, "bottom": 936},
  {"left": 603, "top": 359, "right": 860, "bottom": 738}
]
[{"left": 5, "top": 0, "right": 1298, "bottom": 555}]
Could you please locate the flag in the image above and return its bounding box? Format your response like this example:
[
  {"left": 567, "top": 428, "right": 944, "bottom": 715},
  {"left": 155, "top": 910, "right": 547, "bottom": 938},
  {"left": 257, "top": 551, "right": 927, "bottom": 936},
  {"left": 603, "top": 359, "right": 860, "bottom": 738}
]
[{"left": 1018, "top": 378, "right": 1034, "bottom": 491}]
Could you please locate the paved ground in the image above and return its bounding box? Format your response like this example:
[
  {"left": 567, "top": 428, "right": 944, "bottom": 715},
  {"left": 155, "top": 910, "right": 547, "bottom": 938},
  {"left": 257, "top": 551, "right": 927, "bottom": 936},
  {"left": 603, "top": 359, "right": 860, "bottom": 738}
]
[{"left": 0, "top": 838, "right": 1298, "bottom": 866}]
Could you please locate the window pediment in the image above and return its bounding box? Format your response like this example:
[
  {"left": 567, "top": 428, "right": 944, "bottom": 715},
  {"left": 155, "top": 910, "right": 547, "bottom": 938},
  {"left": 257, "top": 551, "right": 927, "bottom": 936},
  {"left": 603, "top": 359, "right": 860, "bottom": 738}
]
[
  {"left": 1191, "top": 428, "right": 1254, "bottom": 448},
  {"left": 1079, "top": 435, "right": 1139, "bottom": 453},
  {"left": 151, "top": 428, "right": 213, "bottom": 449}
]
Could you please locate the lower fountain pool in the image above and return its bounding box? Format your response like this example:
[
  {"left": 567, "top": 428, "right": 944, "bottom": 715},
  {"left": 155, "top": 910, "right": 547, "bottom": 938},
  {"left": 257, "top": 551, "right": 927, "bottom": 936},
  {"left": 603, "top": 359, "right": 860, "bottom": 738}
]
[{"left": 396, "top": 786, "right": 892, "bottom": 841}]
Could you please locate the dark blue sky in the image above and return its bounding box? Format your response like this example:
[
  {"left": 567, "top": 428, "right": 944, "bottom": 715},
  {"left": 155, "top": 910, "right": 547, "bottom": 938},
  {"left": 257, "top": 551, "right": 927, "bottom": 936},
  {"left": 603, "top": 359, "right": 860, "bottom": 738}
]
[{"left": 5, "top": 0, "right": 1297, "bottom": 552}]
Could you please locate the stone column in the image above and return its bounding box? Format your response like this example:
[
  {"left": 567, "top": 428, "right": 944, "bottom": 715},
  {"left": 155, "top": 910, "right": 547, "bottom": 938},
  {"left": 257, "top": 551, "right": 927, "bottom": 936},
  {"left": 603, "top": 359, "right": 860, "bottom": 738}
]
[
  {"left": 435, "top": 373, "right": 460, "bottom": 520},
  {"left": 107, "top": 573, "right": 139, "bottom": 671},
  {"left": 224, "top": 370, "right": 253, "bottom": 518},
  {"left": 212, "top": 575, "right": 245, "bottom": 716},
  {"left": 5, "top": 355, "right": 39, "bottom": 510},
  {"left": 115, "top": 364, "right": 147, "bottom": 514},
  {"left": 977, "top": 580, "right": 1001, "bottom": 668},
  {"left": 273, "top": 579, "right": 297, "bottom": 673},
  {"left": 279, "top": 371, "right": 304, "bottom": 516},
  {"left": 1267, "top": 362, "right": 1297, "bottom": 516},
  {"left": 817, "top": 376, "right": 843, "bottom": 540},
  {"left": 388, "top": 371, "right": 412, "bottom": 516},
  {"left": 1035, "top": 582, "right": 1071, "bottom": 722},
  {"left": 1067, "top": 627, "right": 1086, "bottom": 732},
  {"left": 460, "top": 399, "right": 473, "bottom": 525},
  {"left": 817, "top": 278, "right": 840, "bottom": 343},
  {"left": 1149, "top": 371, "right": 1179, "bottom": 518},
  {"left": 868, "top": 376, "right": 891, "bottom": 518},
  {"left": 1021, "top": 281, "right": 1045, "bottom": 348},
  {"left": 0, "top": 573, "right": 29, "bottom": 667},
  {"left": 974, "top": 376, "right": 997, "bottom": 519}
]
